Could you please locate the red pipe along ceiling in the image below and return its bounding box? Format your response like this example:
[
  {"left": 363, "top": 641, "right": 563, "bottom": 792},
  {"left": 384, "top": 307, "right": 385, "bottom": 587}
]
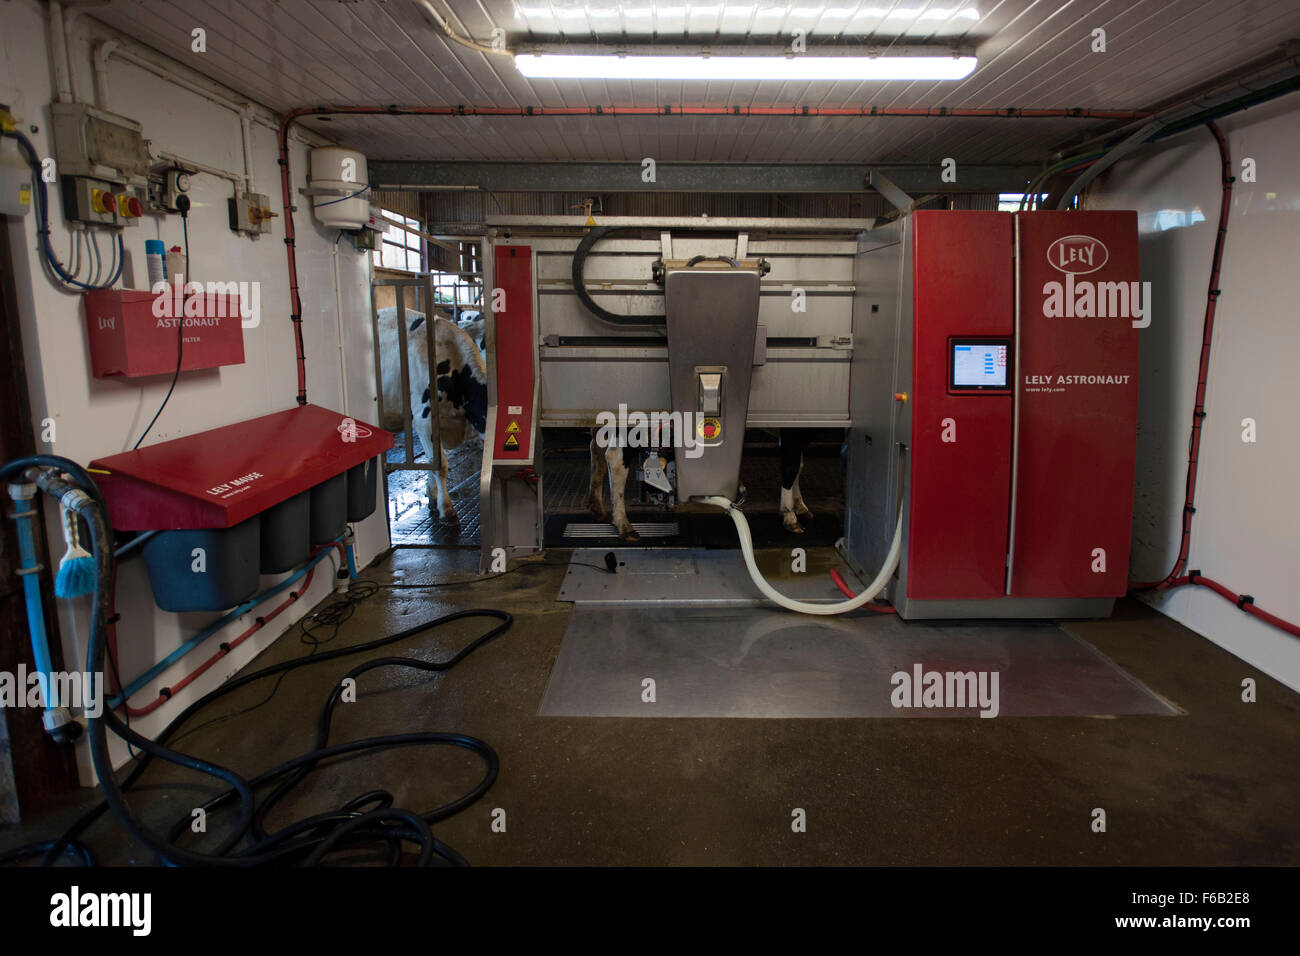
[{"left": 275, "top": 102, "right": 1154, "bottom": 406}]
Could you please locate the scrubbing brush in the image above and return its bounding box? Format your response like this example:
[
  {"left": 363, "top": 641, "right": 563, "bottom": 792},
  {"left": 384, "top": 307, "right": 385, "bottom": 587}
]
[{"left": 54, "top": 499, "right": 96, "bottom": 599}]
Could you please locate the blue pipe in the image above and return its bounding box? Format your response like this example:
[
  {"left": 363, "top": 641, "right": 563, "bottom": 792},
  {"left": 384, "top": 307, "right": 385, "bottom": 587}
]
[
  {"left": 7, "top": 484, "right": 55, "bottom": 682},
  {"left": 108, "top": 534, "right": 351, "bottom": 708}
]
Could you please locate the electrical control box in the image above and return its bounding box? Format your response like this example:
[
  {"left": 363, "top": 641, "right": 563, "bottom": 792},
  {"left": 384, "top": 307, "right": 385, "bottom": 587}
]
[
  {"left": 60, "top": 175, "right": 145, "bottom": 226},
  {"left": 0, "top": 116, "right": 32, "bottom": 218},
  {"left": 228, "top": 190, "right": 276, "bottom": 235},
  {"left": 50, "top": 102, "right": 150, "bottom": 185}
]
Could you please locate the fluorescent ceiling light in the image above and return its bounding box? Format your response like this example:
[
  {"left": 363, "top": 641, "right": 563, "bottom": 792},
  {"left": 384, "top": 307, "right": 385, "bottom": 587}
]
[{"left": 515, "top": 52, "right": 977, "bottom": 81}]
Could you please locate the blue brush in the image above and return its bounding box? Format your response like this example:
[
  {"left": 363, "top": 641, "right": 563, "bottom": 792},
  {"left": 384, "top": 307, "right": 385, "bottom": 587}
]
[{"left": 54, "top": 505, "right": 97, "bottom": 599}]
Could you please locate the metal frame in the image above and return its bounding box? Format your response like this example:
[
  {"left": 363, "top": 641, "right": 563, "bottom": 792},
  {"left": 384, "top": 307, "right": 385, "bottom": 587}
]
[
  {"left": 370, "top": 274, "right": 438, "bottom": 529},
  {"left": 478, "top": 218, "right": 864, "bottom": 561},
  {"left": 369, "top": 161, "right": 1038, "bottom": 195},
  {"left": 479, "top": 241, "right": 546, "bottom": 570},
  {"left": 487, "top": 215, "right": 874, "bottom": 231}
]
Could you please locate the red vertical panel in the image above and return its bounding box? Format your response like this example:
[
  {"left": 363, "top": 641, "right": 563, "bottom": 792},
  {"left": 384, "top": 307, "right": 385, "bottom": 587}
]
[
  {"left": 1010, "top": 211, "right": 1140, "bottom": 597},
  {"left": 492, "top": 244, "right": 534, "bottom": 461},
  {"left": 908, "top": 211, "right": 1015, "bottom": 599}
]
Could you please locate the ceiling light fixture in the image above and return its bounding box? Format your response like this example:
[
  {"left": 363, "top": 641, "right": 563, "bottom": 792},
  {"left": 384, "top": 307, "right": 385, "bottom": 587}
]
[{"left": 514, "top": 50, "right": 977, "bottom": 81}]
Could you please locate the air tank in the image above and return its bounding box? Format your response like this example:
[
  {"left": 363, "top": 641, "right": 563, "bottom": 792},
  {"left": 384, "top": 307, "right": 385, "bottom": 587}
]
[{"left": 308, "top": 146, "right": 369, "bottom": 229}]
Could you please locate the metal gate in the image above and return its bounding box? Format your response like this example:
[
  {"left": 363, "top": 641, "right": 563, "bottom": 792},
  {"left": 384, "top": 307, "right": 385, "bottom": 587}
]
[{"left": 370, "top": 275, "right": 439, "bottom": 531}]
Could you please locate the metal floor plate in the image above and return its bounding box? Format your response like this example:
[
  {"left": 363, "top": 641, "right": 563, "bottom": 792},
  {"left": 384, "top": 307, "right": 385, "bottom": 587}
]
[
  {"left": 558, "top": 548, "right": 861, "bottom": 606},
  {"left": 539, "top": 606, "right": 1179, "bottom": 719},
  {"left": 563, "top": 522, "right": 680, "bottom": 539}
]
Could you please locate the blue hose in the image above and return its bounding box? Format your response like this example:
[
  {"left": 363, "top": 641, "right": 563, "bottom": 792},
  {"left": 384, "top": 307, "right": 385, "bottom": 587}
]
[{"left": 6, "top": 484, "right": 56, "bottom": 681}]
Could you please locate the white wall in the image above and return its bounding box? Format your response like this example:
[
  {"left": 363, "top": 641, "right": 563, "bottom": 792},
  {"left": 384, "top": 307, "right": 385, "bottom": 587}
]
[
  {"left": 1, "top": 0, "right": 389, "bottom": 779},
  {"left": 1089, "top": 91, "right": 1300, "bottom": 692}
]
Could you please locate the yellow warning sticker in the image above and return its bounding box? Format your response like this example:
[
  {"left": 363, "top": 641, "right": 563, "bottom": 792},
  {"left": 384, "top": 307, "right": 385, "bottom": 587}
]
[
  {"left": 698, "top": 417, "right": 722, "bottom": 440},
  {"left": 506, "top": 420, "right": 520, "bottom": 434},
  {"left": 504, "top": 434, "right": 520, "bottom": 450}
]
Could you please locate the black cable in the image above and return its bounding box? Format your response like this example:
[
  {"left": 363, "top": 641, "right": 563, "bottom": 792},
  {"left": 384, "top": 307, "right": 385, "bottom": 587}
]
[
  {"left": 168, "top": 580, "right": 381, "bottom": 747},
  {"left": 1, "top": 456, "right": 511, "bottom": 867},
  {"left": 132, "top": 198, "right": 190, "bottom": 449},
  {"left": 0, "top": 839, "right": 95, "bottom": 868}
]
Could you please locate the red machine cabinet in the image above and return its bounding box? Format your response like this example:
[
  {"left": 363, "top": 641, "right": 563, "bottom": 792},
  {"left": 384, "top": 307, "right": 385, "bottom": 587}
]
[
  {"left": 491, "top": 244, "right": 535, "bottom": 462},
  {"left": 1008, "top": 211, "right": 1140, "bottom": 597},
  {"left": 904, "top": 210, "right": 1141, "bottom": 603},
  {"left": 908, "top": 211, "right": 1014, "bottom": 599}
]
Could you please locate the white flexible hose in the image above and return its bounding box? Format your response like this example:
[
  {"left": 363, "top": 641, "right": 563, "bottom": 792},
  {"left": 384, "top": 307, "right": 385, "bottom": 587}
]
[{"left": 699, "top": 496, "right": 904, "bottom": 616}]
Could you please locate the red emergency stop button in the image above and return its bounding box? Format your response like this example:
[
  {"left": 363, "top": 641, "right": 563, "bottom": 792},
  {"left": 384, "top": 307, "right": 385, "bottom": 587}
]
[{"left": 118, "top": 194, "right": 143, "bottom": 218}]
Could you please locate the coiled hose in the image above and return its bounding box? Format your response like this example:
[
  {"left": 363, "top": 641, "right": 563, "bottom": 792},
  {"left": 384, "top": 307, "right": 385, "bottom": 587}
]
[{"left": 0, "top": 454, "right": 510, "bottom": 867}]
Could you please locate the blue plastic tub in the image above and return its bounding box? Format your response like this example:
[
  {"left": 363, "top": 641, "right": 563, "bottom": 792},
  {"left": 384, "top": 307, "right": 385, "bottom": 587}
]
[{"left": 141, "top": 517, "right": 260, "bottom": 612}]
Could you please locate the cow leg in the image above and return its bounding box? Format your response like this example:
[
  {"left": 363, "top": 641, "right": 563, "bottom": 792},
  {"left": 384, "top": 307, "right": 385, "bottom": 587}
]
[
  {"left": 433, "top": 441, "right": 457, "bottom": 522},
  {"left": 606, "top": 445, "right": 639, "bottom": 541},
  {"left": 792, "top": 475, "right": 812, "bottom": 521},
  {"left": 588, "top": 434, "right": 610, "bottom": 520},
  {"left": 779, "top": 430, "right": 812, "bottom": 533},
  {"left": 415, "top": 389, "right": 440, "bottom": 507}
]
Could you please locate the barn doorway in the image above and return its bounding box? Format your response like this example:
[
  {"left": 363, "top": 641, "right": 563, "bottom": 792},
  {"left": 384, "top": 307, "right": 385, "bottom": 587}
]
[{"left": 371, "top": 272, "right": 485, "bottom": 548}]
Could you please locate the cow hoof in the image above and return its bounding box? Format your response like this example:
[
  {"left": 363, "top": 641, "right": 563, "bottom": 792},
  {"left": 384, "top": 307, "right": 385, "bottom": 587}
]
[
  {"left": 783, "top": 517, "right": 804, "bottom": 534},
  {"left": 797, "top": 508, "right": 814, "bottom": 523},
  {"left": 588, "top": 502, "right": 610, "bottom": 522},
  {"left": 438, "top": 509, "right": 460, "bottom": 525},
  {"left": 618, "top": 526, "right": 640, "bottom": 542}
]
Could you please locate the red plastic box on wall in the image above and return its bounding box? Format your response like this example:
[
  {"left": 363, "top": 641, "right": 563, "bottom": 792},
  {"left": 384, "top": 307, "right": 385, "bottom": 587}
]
[{"left": 83, "top": 288, "right": 246, "bottom": 378}]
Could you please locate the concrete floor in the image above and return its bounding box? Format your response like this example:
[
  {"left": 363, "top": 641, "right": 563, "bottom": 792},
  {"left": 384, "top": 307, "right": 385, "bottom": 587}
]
[{"left": 4, "top": 544, "right": 1299, "bottom": 866}]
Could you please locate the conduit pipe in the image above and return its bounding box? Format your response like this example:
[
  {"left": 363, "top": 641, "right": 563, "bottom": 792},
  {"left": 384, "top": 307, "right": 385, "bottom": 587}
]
[
  {"left": 47, "top": 1, "right": 73, "bottom": 103},
  {"left": 92, "top": 38, "right": 117, "bottom": 111},
  {"left": 240, "top": 105, "right": 256, "bottom": 193},
  {"left": 1121, "top": 123, "right": 1300, "bottom": 639}
]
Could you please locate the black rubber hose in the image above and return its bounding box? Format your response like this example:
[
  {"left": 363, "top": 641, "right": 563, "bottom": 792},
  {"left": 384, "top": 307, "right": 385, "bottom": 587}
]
[
  {"left": 2, "top": 455, "right": 512, "bottom": 867},
  {"left": 0, "top": 454, "right": 110, "bottom": 518},
  {"left": 571, "top": 225, "right": 666, "bottom": 327}
]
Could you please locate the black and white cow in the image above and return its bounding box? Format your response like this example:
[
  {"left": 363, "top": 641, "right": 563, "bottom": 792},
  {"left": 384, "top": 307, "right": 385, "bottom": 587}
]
[
  {"left": 377, "top": 306, "right": 486, "bottom": 522},
  {"left": 456, "top": 310, "right": 486, "bottom": 351},
  {"left": 587, "top": 427, "right": 816, "bottom": 540}
]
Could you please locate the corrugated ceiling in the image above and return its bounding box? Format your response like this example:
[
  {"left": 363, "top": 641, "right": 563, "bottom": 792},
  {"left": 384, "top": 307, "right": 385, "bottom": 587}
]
[{"left": 88, "top": 0, "right": 1300, "bottom": 163}]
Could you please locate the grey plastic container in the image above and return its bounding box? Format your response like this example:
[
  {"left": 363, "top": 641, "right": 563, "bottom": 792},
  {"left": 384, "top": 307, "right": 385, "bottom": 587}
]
[
  {"left": 259, "top": 490, "right": 310, "bottom": 574},
  {"left": 346, "top": 457, "right": 378, "bottom": 522},
  {"left": 142, "top": 517, "right": 260, "bottom": 613},
  {"left": 309, "top": 473, "right": 347, "bottom": 544}
]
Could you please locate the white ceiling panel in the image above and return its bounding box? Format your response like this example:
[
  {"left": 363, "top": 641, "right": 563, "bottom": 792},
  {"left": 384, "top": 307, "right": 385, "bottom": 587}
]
[{"left": 83, "top": 0, "right": 1300, "bottom": 163}]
